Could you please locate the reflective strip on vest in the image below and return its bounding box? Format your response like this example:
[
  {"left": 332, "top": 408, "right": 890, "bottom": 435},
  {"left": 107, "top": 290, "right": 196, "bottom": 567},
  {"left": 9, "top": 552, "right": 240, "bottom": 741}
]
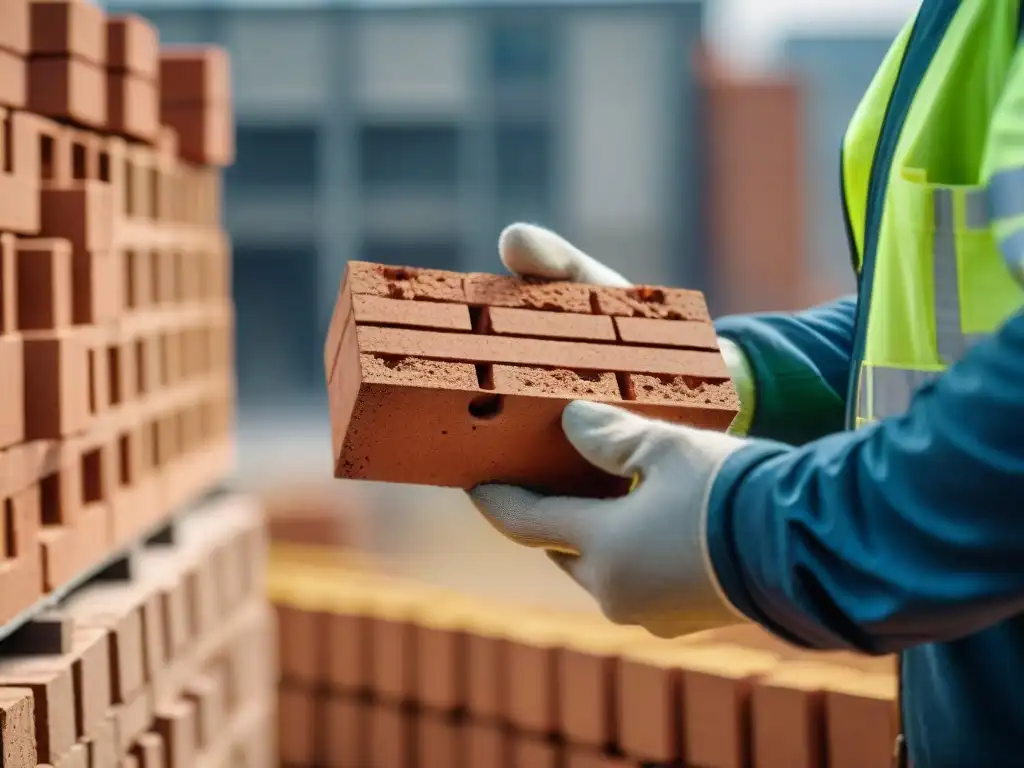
[
  {"left": 987, "top": 165, "right": 1024, "bottom": 286},
  {"left": 856, "top": 187, "right": 989, "bottom": 423}
]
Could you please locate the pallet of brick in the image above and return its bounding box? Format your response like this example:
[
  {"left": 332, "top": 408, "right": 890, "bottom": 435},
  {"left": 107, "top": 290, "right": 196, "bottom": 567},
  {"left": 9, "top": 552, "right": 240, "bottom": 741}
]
[
  {"left": 0, "top": 493, "right": 275, "bottom": 768},
  {"left": 159, "top": 47, "right": 234, "bottom": 167},
  {"left": 324, "top": 262, "right": 739, "bottom": 496},
  {"left": 269, "top": 546, "right": 900, "bottom": 768}
]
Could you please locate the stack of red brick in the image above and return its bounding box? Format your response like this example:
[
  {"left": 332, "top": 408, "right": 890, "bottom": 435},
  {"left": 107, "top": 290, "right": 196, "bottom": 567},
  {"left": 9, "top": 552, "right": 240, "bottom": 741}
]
[
  {"left": 271, "top": 550, "right": 898, "bottom": 768},
  {"left": 0, "top": 0, "right": 237, "bottom": 628},
  {"left": 0, "top": 495, "right": 276, "bottom": 768}
]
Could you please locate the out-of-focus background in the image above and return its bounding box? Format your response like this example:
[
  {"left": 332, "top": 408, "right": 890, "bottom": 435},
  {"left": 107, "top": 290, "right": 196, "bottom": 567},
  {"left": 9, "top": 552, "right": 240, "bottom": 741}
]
[{"left": 101, "top": 0, "right": 908, "bottom": 608}]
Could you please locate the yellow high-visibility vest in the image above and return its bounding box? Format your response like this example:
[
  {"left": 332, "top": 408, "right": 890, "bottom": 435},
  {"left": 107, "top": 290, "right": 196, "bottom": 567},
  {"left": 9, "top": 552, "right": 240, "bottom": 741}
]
[{"left": 842, "top": 0, "right": 1024, "bottom": 428}]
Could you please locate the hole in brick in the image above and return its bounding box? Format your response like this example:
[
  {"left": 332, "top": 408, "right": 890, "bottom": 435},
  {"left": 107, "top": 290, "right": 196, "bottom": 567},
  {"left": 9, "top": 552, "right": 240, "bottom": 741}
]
[
  {"left": 135, "top": 339, "right": 147, "bottom": 394},
  {"left": 1, "top": 115, "right": 12, "bottom": 174},
  {"left": 616, "top": 372, "right": 636, "bottom": 401},
  {"left": 150, "top": 251, "right": 161, "bottom": 303},
  {"left": 3, "top": 499, "right": 15, "bottom": 557},
  {"left": 40, "top": 473, "right": 62, "bottom": 526},
  {"left": 172, "top": 251, "right": 184, "bottom": 301},
  {"left": 108, "top": 346, "right": 121, "bottom": 405},
  {"left": 629, "top": 287, "right": 667, "bottom": 305},
  {"left": 149, "top": 423, "right": 161, "bottom": 469},
  {"left": 72, "top": 142, "right": 86, "bottom": 180},
  {"left": 159, "top": 335, "right": 169, "bottom": 385},
  {"left": 150, "top": 168, "right": 161, "bottom": 218},
  {"left": 118, "top": 435, "right": 131, "bottom": 487},
  {"left": 468, "top": 393, "right": 504, "bottom": 421},
  {"left": 87, "top": 350, "right": 97, "bottom": 414},
  {"left": 475, "top": 363, "right": 494, "bottom": 390},
  {"left": 469, "top": 306, "right": 491, "bottom": 334},
  {"left": 124, "top": 158, "right": 134, "bottom": 216},
  {"left": 98, "top": 151, "right": 110, "bottom": 182},
  {"left": 82, "top": 449, "right": 103, "bottom": 504},
  {"left": 39, "top": 134, "right": 54, "bottom": 180},
  {"left": 124, "top": 249, "right": 136, "bottom": 308}
]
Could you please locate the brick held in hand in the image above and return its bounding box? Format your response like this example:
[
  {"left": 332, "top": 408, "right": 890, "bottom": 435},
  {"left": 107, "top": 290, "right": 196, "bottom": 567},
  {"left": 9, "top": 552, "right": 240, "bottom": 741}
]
[{"left": 325, "top": 261, "right": 738, "bottom": 497}]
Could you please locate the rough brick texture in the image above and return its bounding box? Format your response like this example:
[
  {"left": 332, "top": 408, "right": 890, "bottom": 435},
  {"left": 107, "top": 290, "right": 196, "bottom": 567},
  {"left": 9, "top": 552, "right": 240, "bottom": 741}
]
[{"left": 325, "top": 261, "right": 739, "bottom": 496}]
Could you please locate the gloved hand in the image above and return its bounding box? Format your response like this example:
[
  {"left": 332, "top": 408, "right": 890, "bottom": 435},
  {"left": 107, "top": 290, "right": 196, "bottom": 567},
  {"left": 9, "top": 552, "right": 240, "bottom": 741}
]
[
  {"left": 470, "top": 400, "right": 748, "bottom": 638},
  {"left": 471, "top": 224, "right": 756, "bottom": 637},
  {"left": 498, "top": 223, "right": 756, "bottom": 436}
]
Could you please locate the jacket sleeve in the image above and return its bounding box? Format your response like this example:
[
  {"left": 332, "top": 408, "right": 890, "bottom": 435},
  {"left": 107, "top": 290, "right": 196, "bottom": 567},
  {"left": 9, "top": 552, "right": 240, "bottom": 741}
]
[
  {"left": 714, "top": 296, "right": 858, "bottom": 446},
  {"left": 705, "top": 309, "right": 1024, "bottom": 655}
]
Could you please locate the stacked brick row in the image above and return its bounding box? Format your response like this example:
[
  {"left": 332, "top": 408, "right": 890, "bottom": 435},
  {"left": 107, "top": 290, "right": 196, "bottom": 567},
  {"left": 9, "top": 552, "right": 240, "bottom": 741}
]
[
  {"left": 0, "top": 493, "right": 276, "bottom": 768},
  {"left": 0, "top": 0, "right": 237, "bottom": 628},
  {"left": 270, "top": 544, "right": 898, "bottom": 768}
]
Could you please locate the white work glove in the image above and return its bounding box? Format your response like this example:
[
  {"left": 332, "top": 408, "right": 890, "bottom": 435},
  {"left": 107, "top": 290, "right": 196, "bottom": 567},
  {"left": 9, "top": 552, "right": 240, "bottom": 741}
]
[{"left": 469, "top": 224, "right": 753, "bottom": 637}]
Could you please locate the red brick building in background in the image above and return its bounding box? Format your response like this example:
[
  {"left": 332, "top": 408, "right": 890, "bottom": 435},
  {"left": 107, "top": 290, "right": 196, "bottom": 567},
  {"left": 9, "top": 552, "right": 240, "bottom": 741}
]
[{"left": 697, "top": 51, "right": 848, "bottom": 315}]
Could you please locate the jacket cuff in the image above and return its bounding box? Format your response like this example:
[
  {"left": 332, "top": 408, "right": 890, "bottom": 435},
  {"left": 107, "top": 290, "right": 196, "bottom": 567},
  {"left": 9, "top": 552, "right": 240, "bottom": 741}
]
[
  {"left": 718, "top": 336, "right": 756, "bottom": 437},
  {"left": 704, "top": 440, "right": 794, "bottom": 629}
]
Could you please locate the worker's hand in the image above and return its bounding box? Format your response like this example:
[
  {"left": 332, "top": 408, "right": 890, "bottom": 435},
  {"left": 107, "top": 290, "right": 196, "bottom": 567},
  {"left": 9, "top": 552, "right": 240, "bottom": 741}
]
[
  {"left": 469, "top": 400, "right": 748, "bottom": 638},
  {"left": 498, "top": 222, "right": 757, "bottom": 436},
  {"left": 499, "top": 222, "right": 632, "bottom": 287}
]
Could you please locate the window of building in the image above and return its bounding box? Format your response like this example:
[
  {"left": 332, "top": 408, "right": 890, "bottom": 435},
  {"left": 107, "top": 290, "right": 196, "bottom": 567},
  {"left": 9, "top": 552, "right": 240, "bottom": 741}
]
[
  {"left": 225, "top": 125, "right": 320, "bottom": 191},
  {"left": 494, "top": 123, "right": 552, "bottom": 225},
  {"left": 359, "top": 239, "right": 463, "bottom": 272},
  {"left": 490, "top": 18, "right": 554, "bottom": 83},
  {"left": 358, "top": 124, "right": 460, "bottom": 197},
  {"left": 232, "top": 245, "right": 320, "bottom": 409}
]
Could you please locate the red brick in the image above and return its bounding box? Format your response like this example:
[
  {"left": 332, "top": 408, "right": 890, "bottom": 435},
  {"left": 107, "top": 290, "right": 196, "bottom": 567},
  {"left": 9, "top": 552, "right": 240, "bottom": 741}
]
[
  {"left": 16, "top": 238, "right": 73, "bottom": 331},
  {"left": 0, "top": 336, "right": 24, "bottom": 449},
  {"left": 322, "top": 696, "right": 364, "bottom": 768},
  {"left": 680, "top": 648, "right": 778, "bottom": 768},
  {"left": 133, "top": 732, "right": 166, "bottom": 768},
  {"left": 30, "top": 0, "right": 106, "bottom": 63},
  {"left": 415, "top": 621, "right": 464, "bottom": 711},
  {"left": 505, "top": 631, "right": 558, "bottom": 735},
  {"left": 0, "top": 48, "right": 25, "bottom": 109},
  {"left": 484, "top": 306, "right": 616, "bottom": 341},
  {"left": 159, "top": 47, "right": 230, "bottom": 104},
  {"left": 28, "top": 57, "right": 106, "bottom": 128},
  {"left": 416, "top": 713, "right": 458, "bottom": 768},
  {"left": 617, "top": 652, "right": 681, "bottom": 763},
  {"left": 22, "top": 329, "right": 90, "bottom": 439},
  {"left": 824, "top": 674, "right": 897, "bottom": 768},
  {"left": 153, "top": 700, "right": 196, "bottom": 768},
  {"left": 348, "top": 261, "right": 465, "bottom": 303},
  {"left": 107, "top": 72, "right": 158, "bottom": 144},
  {"left": 0, "top": 687, "right": 36, "bottom": 768},
  {"left": 276, "top": 605, "right": 324, "bottom": 687},
  {"left": 465, "top": 273, "right": 592, "bottom": 313},
  {"left": 369, "top": 705, "right": 411, "bottom": 768},
  {"left": 0, "top": 659, "right": 76, "bottom": 764},
  {"left": 372, "top": 615, "right": 414, "bottom": 703},
  {"left": 465, "top": 722, "right": 508, "bottom": 768},
  {"left": 592, "top": 285, "right": 710, "bottom": 321},
  {"left": 558, "top": 641, "right": 618, "bottom": 748},
  {"left": 353, "top": 293, "right": 471, "bottom": 331},
  {"left": 752, "top": 663, "right": 841, "bottom": 768},
  {"left": 614, "top": 316, "right": 718, "bottom": 350},
  {"left": 512, "top": 735, "right": 559, "bottom": 768},
  {"left": 70, "top": 627, "right": 112, "bottom": 741},
  {"left": 106, "top": 16, "right": 158, "bottom": 80},
  {"left": 466, "top": 627, "right": 505, "bottom": 722},
  {"left": 40, "top": 181, "right": 114, "bottom": 253},
  {"left": 1, "top": 234, "right": 16, "bottom": 333},
  {"left": 72, "top": 250, "right": 120, "bottom": 325},
  {"left": 355, "top": 326, "right": 728, "bottom": 379},
  {"left": 159, "top": 103, "right": 233, "bottom": 167},
  {"left": 0, "top": 0, "right": 30, "bottom": 56}
]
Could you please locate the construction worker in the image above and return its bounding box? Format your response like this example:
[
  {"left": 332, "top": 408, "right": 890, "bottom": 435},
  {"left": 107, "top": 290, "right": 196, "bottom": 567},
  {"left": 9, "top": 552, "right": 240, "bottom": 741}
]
[{"left": 469, "top": 1, "right": 1024, "bottom": 765}]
